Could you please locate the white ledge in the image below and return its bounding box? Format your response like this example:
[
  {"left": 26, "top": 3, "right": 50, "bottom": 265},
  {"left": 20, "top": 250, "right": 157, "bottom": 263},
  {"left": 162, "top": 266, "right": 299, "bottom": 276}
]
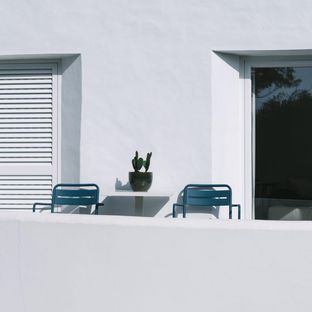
[{"left": 2, "top": 212, "right": 312, "bottom": 232}]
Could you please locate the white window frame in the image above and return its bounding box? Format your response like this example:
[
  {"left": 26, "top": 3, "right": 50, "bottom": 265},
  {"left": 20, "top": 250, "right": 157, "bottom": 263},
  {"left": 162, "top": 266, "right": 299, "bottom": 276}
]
[{"left": 243, "top": 56, "right": 312, "bottom": 219}]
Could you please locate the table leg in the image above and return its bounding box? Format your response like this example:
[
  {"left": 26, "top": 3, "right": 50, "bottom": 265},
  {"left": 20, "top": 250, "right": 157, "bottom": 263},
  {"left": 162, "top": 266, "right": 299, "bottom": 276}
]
[{"left": 134, "top": 196, "right": 144, "bottom": 216}]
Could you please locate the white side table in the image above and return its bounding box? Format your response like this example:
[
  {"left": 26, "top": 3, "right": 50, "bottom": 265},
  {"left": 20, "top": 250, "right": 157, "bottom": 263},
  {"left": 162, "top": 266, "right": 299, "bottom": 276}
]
[{"left": 101, "top": 191, "right": 173, "bottom": 216}]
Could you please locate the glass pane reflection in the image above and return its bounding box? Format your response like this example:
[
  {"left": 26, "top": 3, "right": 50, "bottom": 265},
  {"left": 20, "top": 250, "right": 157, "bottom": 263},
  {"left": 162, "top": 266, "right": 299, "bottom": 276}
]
[{"left": 254, "top": 67, "right": 312, "bottom": 220}]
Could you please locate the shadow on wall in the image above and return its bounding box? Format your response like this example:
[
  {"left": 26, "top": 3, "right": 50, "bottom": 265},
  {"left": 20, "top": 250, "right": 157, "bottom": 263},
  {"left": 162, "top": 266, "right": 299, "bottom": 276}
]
[
  {"left": 115, "top": 178, "right": 131, "bottom": 191},
  {"left": 100, "top": 178, "right": 170, "bottom": 217},
  {"left": 213, "top": 51, "right": 241, "bottom": 77},
  {"left": 98, "top": 196, "right": 170, "bottom": 217},
  {"left": 60, "top": 55, "right": 82, "bottom": 183}
]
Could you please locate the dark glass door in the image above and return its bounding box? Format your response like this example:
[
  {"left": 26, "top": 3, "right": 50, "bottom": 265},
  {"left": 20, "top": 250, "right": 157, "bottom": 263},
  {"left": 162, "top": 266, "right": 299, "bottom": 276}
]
[{"left": 254, "top": 66, "right": 312, "bottom": 220}]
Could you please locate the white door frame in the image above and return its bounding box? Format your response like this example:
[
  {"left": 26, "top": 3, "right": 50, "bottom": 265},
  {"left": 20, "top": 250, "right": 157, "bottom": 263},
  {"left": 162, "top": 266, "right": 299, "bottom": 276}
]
[{"left": 243, "top": 56, "right": 312, "bottom": 219}]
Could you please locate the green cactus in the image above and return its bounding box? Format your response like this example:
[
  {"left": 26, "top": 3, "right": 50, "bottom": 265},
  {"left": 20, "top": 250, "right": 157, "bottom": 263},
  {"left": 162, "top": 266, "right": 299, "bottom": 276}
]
[
  {"left": 132, "top": 151, "right": 144, "bottom": 172},
  {"left": 143, "top": 152, "right": 152, "bottom": 172},
  {"left": 131, "top": 151, "right": 152, "bottom": 172}
]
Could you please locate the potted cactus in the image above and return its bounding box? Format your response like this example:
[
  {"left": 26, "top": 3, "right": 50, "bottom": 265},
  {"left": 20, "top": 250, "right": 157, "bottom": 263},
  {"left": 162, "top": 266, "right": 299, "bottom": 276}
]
[{"left": 129, "top": 151, "right": 153, "bottom": 191}]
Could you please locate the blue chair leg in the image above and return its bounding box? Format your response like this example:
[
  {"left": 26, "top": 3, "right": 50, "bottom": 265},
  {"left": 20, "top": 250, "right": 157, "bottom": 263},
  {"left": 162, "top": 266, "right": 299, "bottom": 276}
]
[{"left": 172, "top": 204, "right": 177, "bottom": 218}]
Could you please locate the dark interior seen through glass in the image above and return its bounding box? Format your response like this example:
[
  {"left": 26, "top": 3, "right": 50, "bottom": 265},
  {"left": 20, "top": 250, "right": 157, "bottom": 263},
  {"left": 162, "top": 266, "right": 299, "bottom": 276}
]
[{"left": 254, "top": 66, "right": 312, "bottom": 220}]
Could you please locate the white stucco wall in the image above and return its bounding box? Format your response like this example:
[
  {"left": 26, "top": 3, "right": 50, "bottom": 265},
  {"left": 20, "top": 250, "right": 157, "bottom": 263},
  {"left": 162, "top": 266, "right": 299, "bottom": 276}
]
[
  {"left": 1, "top": 0, "right": 312, "bottom": 214},
  {"left": 1, "top": 213, "right": 312, "bottom": 312}
]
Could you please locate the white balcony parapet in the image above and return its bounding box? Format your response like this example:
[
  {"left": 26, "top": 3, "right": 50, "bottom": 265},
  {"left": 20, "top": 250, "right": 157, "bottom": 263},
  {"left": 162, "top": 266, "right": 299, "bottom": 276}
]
[{"left": 1, "top": 212, "right": 312, "bottom": 312}]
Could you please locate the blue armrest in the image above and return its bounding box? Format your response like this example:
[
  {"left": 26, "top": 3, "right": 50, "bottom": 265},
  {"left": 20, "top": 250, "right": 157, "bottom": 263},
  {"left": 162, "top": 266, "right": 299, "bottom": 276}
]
[
  {"left": 172, "top": 203, "right": 184, "bottom": 218},
  {"left": 33, "top": 202, "right": 52, "bottom": 212},
  {"left": 232, "top": 204, "right": 241, "bottom": 219}
]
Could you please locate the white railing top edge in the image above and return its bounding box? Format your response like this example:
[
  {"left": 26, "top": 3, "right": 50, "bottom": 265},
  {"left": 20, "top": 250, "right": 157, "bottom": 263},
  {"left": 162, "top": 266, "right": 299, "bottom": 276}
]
[{"left": 0, "top": 211, "right": 312, "bottom": 231}]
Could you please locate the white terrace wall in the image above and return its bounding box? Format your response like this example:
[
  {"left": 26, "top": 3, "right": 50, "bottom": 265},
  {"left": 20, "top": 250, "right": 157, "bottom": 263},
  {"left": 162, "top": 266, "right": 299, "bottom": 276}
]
[
  {"left": 1, "top": 213, "right": 312, "bottom": 312},
  {"left": 1, "top": 1, "right": 312, "bottom": 215}
]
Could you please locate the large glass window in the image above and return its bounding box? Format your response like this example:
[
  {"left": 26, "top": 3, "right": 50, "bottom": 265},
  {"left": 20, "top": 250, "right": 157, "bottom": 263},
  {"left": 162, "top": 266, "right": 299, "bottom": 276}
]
[{"left": 254, "top": 66, "right": 312, "bottom": 220}]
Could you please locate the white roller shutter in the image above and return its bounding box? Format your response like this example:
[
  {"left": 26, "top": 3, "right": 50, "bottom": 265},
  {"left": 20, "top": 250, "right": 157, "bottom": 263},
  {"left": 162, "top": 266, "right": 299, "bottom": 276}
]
[{"left": 0, "top": 63, "right": 58, "bottom": 210}]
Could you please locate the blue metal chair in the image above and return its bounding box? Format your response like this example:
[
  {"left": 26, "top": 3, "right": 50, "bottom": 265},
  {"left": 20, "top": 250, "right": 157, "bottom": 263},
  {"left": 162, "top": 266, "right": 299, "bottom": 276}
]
[
  {"left": 172, "top": 184, "right": 241, "bottom": 219},
  {"left": 33, "top": 183, "right": 104, "bottom": 214}
]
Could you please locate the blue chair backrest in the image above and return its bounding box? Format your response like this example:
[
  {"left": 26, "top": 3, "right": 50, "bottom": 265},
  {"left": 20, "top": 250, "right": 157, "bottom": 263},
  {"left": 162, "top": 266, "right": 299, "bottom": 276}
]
[
  {"left": 52, "top": 184, "right": 99, "bottom": 212},
  {"left": 183, "top": 184, "right": 232, "bottom": 207}
]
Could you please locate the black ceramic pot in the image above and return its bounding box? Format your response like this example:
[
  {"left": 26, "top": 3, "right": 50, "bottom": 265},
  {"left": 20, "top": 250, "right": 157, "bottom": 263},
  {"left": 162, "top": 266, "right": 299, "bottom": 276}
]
[{"left": 129, "top": 172, "right": 153, "bottom": 191}]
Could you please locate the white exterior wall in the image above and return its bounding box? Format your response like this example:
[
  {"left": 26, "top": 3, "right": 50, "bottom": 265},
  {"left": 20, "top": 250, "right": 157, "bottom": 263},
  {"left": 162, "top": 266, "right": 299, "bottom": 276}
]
[
  {"left": 1, "top": 213, "right": 312, "bottom": 312},
  {"left": 1, "top": 1, "right": 312, "bottom": 215}
]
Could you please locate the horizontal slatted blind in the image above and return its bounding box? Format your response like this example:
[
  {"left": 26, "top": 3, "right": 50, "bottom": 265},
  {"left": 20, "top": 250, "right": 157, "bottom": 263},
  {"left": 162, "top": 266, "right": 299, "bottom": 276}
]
[
  {"left": 0, "top": 68, "right": 53, "bottom": 163},
  {"left": 0, "top": 175, "right": 52, "bottom": 209},
  {"left": 0, "top": 63, "right": 57, "bottom": 210}
]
